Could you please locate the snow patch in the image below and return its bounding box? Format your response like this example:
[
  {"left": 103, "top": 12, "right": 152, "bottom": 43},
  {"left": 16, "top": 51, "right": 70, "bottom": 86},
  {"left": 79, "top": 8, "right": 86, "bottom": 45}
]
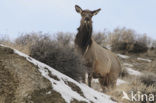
[
  {"left": 126, "top": 67, "right": 142, "bottom": 76},
  {"left": 137, "top": 57, "right": 152, "bottom": 63},
  {"left": 92, "top": 79, "right": 99, "bottom": 83},
  {"left": 123, "top": 63, "right": 133, "bottom": 67},
  {"left": 46, "top": 91, "right": 52, "bottom": 95},
  {"left": 117, "top": 54, "right": 129, "bottom": 59},
  {"left": 116, "top": 79, "right": 128, "bottom": 86},
  {"left": 105, "top": 44, "right": 112, "bottom": 50}
]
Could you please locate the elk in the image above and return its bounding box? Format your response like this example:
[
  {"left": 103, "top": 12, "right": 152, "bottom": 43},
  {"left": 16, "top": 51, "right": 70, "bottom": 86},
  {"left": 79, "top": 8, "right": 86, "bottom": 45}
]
[{"left": 74, "top": 5, "right": 121, "bottom": 92}]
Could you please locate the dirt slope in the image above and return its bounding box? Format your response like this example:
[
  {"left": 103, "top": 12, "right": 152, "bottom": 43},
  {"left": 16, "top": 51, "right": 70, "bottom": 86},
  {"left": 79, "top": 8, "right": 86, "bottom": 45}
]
[
  {"left": 0, "top": 45, "right": 115, "bottom": 103},
  {"left": 0, "top": 46, "right": 65, "bottom": 103}
]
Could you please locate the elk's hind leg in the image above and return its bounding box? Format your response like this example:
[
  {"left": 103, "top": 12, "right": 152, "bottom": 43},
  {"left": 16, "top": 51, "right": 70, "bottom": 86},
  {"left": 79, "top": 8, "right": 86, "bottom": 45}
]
[
  {"left": 99, "top": 74, "right": 118, "bottom": 92},
  {"left": 98, "top": 76, "right": 109, "bottom": 92},
  {"left": 110, "top": 74, "right": 117, "bottom": 88}
]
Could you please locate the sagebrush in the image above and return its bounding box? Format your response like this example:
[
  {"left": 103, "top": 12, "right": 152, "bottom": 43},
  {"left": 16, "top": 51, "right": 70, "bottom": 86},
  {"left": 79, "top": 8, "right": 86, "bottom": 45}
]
[{"left": 29, "top": 34, "right": 87, "bottom": 82}]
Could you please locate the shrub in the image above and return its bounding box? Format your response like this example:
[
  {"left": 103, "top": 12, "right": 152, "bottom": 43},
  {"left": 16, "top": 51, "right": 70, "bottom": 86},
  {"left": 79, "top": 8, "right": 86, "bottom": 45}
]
[
  {"left": 56, "top": 32, "right": 74, "bottom": 47},
  {"left": 93, "top": 31, "right": 108, "bottom": 47},
  {"left": 129, "top": 41, "right": 148, "bottom": 53},
  {"left": 0, "top": 34, "right": 11, "bottom": 44},
  {"left": 110, "top": 27, "right": 148, "bottom": 53},
  {"left": 139, "top": 72, "right": 156, "bottom": 87},
  {"left": 30, "top": 34, "right": 87, "bottom": 82},
  {"left": 15, "top": 33, "right": 41, "bottom": 46},
  {"left": 14, "top": 33, "right": 42, "bottom": 54},
  {"left": 151, "top": 40, "right": 156, "bottom": 49}
]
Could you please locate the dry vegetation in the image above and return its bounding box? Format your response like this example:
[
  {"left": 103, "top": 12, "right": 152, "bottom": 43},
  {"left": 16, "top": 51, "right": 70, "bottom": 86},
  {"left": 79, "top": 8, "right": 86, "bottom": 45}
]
[
  {"left": 29, "top": 34, "right": 87, "bottom": 82},
  {"left": 0, "top": 46, "right": 52, "bottom": 103},
  {"left": 1, "top": 27, "right": 156, "bottom": 103},
  {"left": 109, "top": 27, "right": 152, "bottom": 54}
]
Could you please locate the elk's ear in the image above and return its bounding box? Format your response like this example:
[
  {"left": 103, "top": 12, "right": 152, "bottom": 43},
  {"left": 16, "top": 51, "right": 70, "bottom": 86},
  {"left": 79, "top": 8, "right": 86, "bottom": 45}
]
[
  {"left": 75, "top": 5, "right": 82, "bottom": 14},
  {"left": 92, "top": 8, "right": 101, "bottom": 16}
]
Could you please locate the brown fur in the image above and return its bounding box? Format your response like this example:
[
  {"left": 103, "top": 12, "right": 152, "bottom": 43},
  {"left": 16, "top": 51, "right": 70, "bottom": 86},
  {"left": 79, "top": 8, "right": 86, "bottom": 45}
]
[{"left": 74, "top": 5, "right": 121, "bottom": 92}]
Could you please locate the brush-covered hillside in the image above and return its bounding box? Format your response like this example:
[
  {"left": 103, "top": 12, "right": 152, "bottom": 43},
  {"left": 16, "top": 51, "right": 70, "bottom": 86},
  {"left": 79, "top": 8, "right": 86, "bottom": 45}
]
[
  {"left": 1, "top": 28, "right": 156, "bottom": 103},
  {"left": 0, "top": 45, "right": 116, "bottom": 103}
]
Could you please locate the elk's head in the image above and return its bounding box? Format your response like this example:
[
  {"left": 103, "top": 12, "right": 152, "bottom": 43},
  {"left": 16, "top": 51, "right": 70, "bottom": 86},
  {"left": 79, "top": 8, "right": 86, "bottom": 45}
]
[{"left": 75, "top": 5, "right": 101, "bottom": 25}]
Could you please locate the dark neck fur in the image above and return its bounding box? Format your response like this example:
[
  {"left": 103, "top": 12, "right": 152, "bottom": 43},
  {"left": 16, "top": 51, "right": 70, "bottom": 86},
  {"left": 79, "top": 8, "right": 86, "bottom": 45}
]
[{"left": 75, "top": 23, "right": 93, "bottom": 54}]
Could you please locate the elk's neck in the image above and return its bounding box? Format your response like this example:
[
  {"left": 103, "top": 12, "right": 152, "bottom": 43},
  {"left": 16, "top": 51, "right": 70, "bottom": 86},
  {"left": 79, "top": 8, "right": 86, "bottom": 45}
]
[{"left": 75, "top": 22, "right": 93, "bottom": 54}]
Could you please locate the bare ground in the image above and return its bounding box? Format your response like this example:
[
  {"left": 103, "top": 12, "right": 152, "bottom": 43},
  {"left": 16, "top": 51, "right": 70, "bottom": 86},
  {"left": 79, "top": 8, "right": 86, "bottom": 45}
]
[{"left": 0, "top": 46, "right": 66, "bottom": 103}]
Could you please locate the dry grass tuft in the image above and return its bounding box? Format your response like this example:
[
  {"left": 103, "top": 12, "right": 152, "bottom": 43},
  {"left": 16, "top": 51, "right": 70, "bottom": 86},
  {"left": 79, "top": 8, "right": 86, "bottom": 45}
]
[
  {"left": 108, "top": 77, "right": 156, "bottom": 103},
  {"left": 139, "top": 72, "right": 156, "bottom": 87}
]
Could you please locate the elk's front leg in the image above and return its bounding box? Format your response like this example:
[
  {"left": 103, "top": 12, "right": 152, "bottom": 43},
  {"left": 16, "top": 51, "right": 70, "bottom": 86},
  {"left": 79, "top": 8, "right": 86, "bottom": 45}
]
[{"left": 88, "top": 73, "right": 92, "bottom": 87}]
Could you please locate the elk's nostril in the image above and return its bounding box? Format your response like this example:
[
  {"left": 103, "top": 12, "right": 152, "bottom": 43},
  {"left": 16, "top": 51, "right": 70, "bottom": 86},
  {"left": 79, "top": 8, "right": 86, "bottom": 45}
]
[{"left": 85, "top": 17, "right": 89, "bottom": 21}]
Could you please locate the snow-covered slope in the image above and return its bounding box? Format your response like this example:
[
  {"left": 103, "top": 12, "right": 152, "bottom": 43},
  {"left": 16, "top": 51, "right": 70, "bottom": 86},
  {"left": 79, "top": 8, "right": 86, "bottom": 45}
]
[{"left": 8, "top": 46, "right": 116, "bottom": 103}]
